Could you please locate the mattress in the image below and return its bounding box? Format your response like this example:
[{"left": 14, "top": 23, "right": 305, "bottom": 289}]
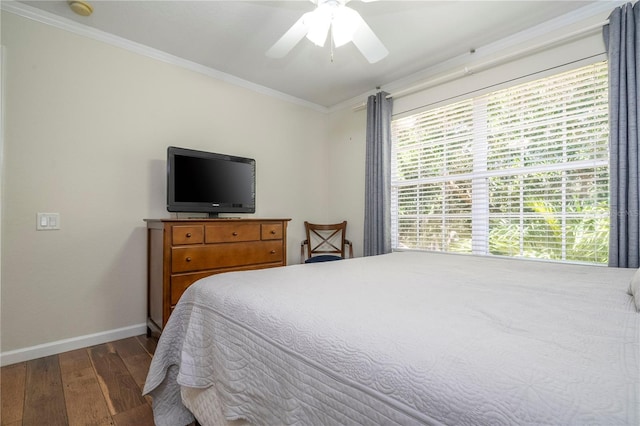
[{"left": 143, "top": 251, "right": 640, "bottom": 425}]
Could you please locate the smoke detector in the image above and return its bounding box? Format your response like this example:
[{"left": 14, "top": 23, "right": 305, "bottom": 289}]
[{"left": 68, "top": 1, "right": 93, "bottom": 17}]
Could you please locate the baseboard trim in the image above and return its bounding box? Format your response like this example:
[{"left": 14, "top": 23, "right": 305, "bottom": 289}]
[{"left": 0, "top": 323, "right": 148, "bottom": 366}]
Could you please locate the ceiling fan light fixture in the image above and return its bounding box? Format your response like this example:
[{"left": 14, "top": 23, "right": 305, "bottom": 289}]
[
  {"left": 331, "top": 6, "right": 359, "bottom": 47},
  {"left": 305, "top": 5, "right": 332, "bottom": 46},
  {"left": 267, "top": 0, "right": 388, "bottom": 63}
]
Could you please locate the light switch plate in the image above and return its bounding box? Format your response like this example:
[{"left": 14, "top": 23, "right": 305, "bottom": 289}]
[{"left": 37, "top": 213, "right": 60, "bottom": 230}]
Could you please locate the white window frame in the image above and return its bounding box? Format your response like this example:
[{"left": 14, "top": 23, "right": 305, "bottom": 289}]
[{"left": 391, "top": 61, "right": 609, "bottom": 264}]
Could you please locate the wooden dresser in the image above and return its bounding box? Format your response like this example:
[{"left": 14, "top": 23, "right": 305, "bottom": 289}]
[{"left": 145, "top": 218, "right": 290, "bottom": 334}]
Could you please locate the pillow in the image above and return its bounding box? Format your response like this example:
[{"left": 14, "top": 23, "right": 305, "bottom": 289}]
[{"left": 629, "top": 268, "right": 640, "bottom": 312}]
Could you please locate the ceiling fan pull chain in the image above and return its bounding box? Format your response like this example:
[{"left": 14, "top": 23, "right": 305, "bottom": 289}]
[{"left": 330, "top": 28, "right": 335, "bottom": 62}]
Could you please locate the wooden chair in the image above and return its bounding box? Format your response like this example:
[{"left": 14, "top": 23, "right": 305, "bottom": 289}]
[{"left": 301, "top": 221, "right": 353, "bottom": 263}]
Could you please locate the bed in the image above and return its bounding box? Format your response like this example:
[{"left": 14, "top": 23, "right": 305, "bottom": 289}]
[{"left": 143, "top": 251, "right": 640, "bottom": 425}]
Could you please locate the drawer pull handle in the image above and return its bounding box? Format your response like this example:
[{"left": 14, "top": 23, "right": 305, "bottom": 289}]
[
  {"left": 270, "top": 230, "right": 276, "bottom": 234},
  {"left": 270, "top": 250, "right": 276, "bottom": 254},
  {"left": 185, "top": 257, "right": 192, "bottom": 262},
  {"left": 186, "top": 233, "right": 192, "bottom": 238},
  {"left": 232, "top": 232, "right": 238, "bottom": 236}
]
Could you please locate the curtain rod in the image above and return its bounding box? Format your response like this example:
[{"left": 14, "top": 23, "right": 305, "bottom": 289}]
[{"left": 353, "top": 19, "right": 609, "bottom": 112}]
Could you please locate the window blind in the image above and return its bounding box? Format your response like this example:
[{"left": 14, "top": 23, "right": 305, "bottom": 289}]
[{"left": 391, "top": 61, "right": 609, "bottom": 264}]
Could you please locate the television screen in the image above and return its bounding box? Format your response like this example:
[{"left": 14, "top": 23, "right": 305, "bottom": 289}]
[{"left": 167, "top": 146, "right": 255, "bottom": 216}]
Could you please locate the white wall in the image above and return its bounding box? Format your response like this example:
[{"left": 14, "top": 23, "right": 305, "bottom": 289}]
[
  {"left": 1, "top": 11, "right": 329, "bottom": 355},
  {"left": 327, "top": 107, "right": 367, "bottom": 258}
]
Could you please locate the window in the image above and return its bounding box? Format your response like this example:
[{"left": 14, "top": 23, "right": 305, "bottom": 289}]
[{"left": 391, "top": 62, "right": 609, "bottom": 264}]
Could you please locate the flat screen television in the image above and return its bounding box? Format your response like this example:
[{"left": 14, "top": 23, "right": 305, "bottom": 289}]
[{"left": 167, "top": 146, "right": 256, "bottom": 217}]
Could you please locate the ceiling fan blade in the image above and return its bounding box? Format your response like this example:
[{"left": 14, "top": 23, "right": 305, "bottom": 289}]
[
  {"left": 266, "top": 13, "right": 310, "bottom": 58},
  {"left": 350, "top": 12, "right": 388, "bottom": 63}
]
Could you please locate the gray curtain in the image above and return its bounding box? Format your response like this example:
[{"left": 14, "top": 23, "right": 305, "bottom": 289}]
[
  {"left": 364, "top": 91, "right": 393, "bottom": 256},
  {"left": 605, "top": 2, "right": 640, "bottom": 267}
]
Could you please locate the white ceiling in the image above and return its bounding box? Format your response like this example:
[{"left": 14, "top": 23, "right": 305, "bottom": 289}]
[{"left": 15, "top": 1, "right": 605, "bottom": 108}]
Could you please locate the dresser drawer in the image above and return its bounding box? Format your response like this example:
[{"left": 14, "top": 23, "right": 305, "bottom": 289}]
[
  {"left": 172, "top": 225, "right": 204, "bottom": 245},
  {"left": 205, "top": 223, "right": 261, "bottom": 243},
  {"left": 172, "top": 240, "right": 284, "bottom": 273},
  {"left": 170, "top": 272, "right": 212, "bottom": 305},
  {"left": 261, "top": 223, "right": 283, "bottom": 240}
]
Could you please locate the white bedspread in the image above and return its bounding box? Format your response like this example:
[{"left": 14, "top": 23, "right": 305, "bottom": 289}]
[{"left": 143, "top": 251, "right": 639, "bottom": 425}]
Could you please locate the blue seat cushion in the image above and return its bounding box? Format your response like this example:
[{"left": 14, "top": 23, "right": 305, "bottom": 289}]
[{"left": 305, "top": 255, "right": 343, "bottom": 263}]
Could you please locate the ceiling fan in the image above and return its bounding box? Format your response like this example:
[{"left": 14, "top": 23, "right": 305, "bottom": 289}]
[{"left": 266, "top": 0, "right": 388, "bottom": 64}]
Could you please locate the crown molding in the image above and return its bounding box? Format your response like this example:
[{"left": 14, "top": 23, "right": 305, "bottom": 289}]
[
  {"left": 2, "top": 0, "right": 627, "bottom": 115},
  {"left": 0, "top": 0, "right": 329, "bottom": 114},
  {"left": 329, "top": 0, "right": 626, "bottom": 114}
]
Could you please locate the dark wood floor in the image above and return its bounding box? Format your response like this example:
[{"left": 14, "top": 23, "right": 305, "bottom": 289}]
[{"left": 1, "top": 335, "right": 158, "bottom": 426}]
